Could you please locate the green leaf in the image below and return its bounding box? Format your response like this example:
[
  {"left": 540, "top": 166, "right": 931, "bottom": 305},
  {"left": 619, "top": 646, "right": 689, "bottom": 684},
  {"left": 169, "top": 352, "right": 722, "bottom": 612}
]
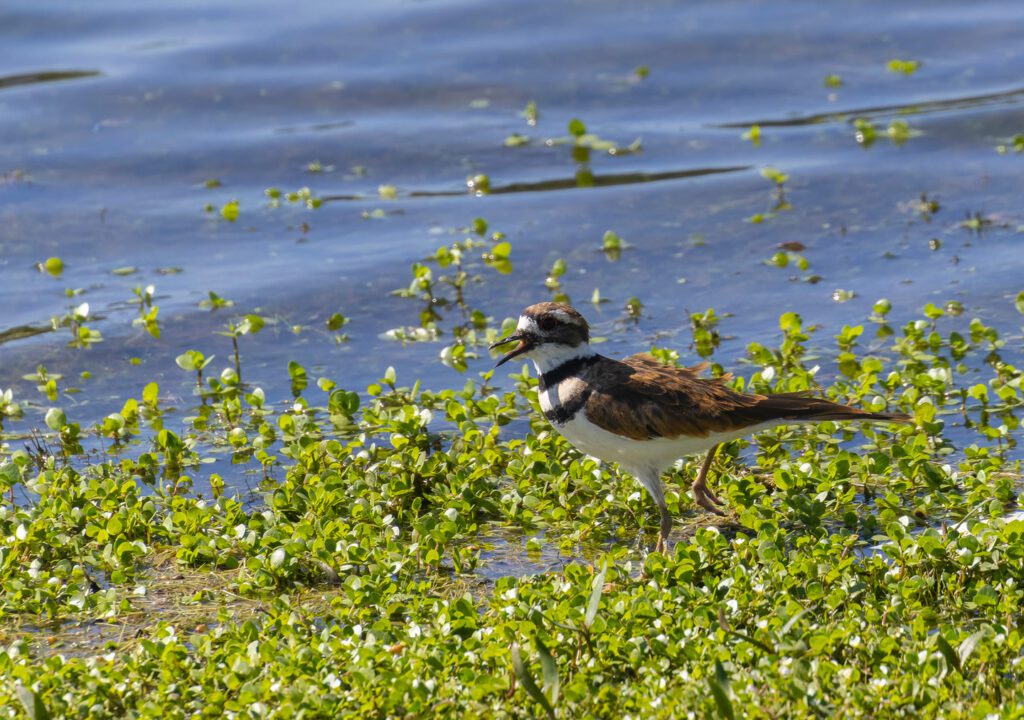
[
  {"left": 326, "top": 313, "right": 348, "bottom": 331},
  {"left": 142, "top": 382, "right": 159, "bottom": 407},
  {"left": 511, "top": 643, "right": 555, "bottom": 720},
  {"left": 935, "top": 634, "right": 961, "bottom": 675},
  {"left": 42, "top": 257, "right": 64, "bottom": 276},
  {"left": 709, "top": 661, "right": 735, "bottom": 720},
  {"left": 239, "top": 315, "right": 265, "bottom": 335},
  {"left": 568, "top": 118, "right": 586, "bottom": 137},
  {"left": 175, "top": 352, "right": 197, "bottom": 371},
  {"left": 220, "top": 200, "right": 239, "bottom": 221},
  {"left": 585, "top": 562, "right": 607, "bottom": 628},
  {"left": 504, "top": 133, "right": 530, "bottom": 147},
  {"left": 16, "top": 686, "right": 51, "bottom": 720},
  {"left": 1015, "top": 291, "right": 1024, "bottom": 315},
  {"left": 887, "top": 58, "right": 920, "bottom": 75},
  {"left": 602, "top": 231, "right": 622, "bottom": 251},
  {"left": 44, "top": 408, "right": 66, "bottom": 431},
  {"left": 760, "top": 166, "right": 789, "bottom": 185},
  {"left": 535, "top": 637, "right": 560, "bottom": 707},
  {"left": 0, "top": 462, "right": 21, "bottom": 487},
  {"left": 959, "top": 628, "right": 987, "bottom": 667},
  {"left": 329, "top": 389, "right": 360, "bottom": 417}
]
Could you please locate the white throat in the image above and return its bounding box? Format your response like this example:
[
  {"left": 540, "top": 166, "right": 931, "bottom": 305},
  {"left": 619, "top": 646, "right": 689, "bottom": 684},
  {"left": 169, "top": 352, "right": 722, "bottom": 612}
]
[{"left": 528, "top": 341, "right": 595, "bottom": 376}]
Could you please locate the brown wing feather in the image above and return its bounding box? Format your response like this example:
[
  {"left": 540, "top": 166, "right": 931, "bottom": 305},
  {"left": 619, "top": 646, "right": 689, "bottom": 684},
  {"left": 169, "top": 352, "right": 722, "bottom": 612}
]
[{"left": 582, "top": 353, "right": 909, "bottom": 441}]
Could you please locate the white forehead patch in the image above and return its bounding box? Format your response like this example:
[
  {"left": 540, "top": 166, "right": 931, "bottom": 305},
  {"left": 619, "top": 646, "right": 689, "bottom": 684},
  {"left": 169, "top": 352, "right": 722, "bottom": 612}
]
[{"left": 516, "top": 315, "right": 538, "bottom": 333}]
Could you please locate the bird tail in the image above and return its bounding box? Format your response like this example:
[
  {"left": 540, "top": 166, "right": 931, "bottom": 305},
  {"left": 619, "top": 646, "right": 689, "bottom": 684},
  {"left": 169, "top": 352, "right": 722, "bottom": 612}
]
[{"left": 750, "top": 392, "right": 911, "bottom": 424}]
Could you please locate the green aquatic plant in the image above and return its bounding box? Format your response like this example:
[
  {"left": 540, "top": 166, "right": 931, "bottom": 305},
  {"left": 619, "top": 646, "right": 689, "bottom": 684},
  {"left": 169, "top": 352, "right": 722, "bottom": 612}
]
[
  {"left": 854, "top": 118, "right": 877, "bottom": 146},
  {"left": 175, "top": 350, "right": 215, "bottom": 392},
  {"left": 760, "top": 166, "right": 789, "bottom": 187},
  {"left": 742, "top": 124, "right": 761, "bottom": 146},
  {"left": 521, "top": 100, "right": 539, "bottom": 126},
  {"left": 0, "top": 388, "right": 22, "bottom": 431},
  {"left": 38, "top": 257, "right": 64, "bottom": 277},
  {"left": 50, "top": 302, "right": 102, "bottom": 348},
  {"left": 129, "top": 284, "right": 160, "bottom": 339},
  {"left": 887, "top": 58, "right": 921, "bottom": 75},
  {"left": 995, "top": 134, "right": 1024, "bottom": 154},
  {"left": 198, "top": 291, "right": 234, "bottom": 311},
  {"left": 601, "top": 230, "right": 626, "bottom": 260},
  {"left": 466, "top": 174, "right": 490, "bottom": 195},
  {"left": 219, "top": 200, "right": 239, "bottom": 221},
  {"left": 219, "top": 315, "right": 265, "bottom": 380},
  {"left": 764, "top": 250, "right": 809, "bottom": 271},
  {"left": 390, "top": 219, "right": 511, "bottom": 370}
]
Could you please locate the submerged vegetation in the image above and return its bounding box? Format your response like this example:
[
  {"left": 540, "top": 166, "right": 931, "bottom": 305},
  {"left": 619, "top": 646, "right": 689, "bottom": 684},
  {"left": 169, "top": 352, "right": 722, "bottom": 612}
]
[{"left": 2, "top": 254, "right": 1024, "bottom": 715}]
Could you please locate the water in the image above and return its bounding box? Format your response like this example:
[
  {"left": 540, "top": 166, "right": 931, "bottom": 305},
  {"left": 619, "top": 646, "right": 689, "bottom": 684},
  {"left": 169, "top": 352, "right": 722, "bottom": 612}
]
[{"left": 3, "top": 0, "right": 1024, "bottom": 494}]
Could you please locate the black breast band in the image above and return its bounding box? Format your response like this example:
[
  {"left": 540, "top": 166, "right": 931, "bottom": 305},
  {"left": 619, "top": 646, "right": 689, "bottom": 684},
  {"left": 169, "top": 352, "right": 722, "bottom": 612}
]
[
  {"left": 538, "top": 354, "right": 600, "bottom": 392},
  {"left": 539, "top": 354, "right": 600, "bottom": 425}
]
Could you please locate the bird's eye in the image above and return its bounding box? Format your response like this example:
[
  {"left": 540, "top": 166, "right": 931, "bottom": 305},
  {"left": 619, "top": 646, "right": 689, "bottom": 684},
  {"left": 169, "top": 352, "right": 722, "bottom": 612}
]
[{"left": 537, "top": 316, "right": 557, "bottom": 332}]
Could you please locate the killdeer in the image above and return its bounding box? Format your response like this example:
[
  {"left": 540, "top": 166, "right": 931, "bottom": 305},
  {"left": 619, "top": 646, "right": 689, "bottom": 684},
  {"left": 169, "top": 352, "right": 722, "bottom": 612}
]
[{"left": 490, "top": 302, "right": 910, "bottom": 553}]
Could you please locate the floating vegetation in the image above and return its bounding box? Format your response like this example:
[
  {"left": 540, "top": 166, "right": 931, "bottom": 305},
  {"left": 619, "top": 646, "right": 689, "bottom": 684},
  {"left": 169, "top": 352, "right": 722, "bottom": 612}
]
[
  {"left": 764, "top": 249, "right": 809, "bottom": 272},
  {"left": 219, "top": 199, "right": 240, "bottom": 221},
  {"left": 505, "top": 118, "right": 642, "bottom": 160},
  {"left": 38, "top": 257, "right": 64, "bottom": 277},
  {"left": 887, "top": 58, "right": 922, "bottom": 75},
  {"left": 388, "top": 219, "right": 509, "bottom": 369},
  {"left": 854, "top": 118, "right": 921, "bottom": 147},
  {"left": 264, "top": 186, "right": 321, "bottom": 208},
  {"left": 995, "top": 133, "right": 1024, "bottom": 154},
  {"left": 521, "top": 100, "right": 539, "bottom": 126},
  {"left": 600, "top": 230, "right": 627, "bottom": 261},
  {"left": 742, "top": 124, "right": 761, "bottom": 146}
]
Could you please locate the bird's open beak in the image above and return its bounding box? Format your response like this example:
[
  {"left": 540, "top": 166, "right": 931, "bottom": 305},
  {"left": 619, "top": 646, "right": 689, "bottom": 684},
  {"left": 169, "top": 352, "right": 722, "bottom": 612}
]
[{"left": 489, "top": 332, "right": 533, "bottom": 367}]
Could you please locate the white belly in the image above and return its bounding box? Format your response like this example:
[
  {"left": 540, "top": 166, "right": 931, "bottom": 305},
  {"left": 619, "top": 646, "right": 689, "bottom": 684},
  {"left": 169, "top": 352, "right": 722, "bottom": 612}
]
[{"left": 555, "top": 412, "right": 778, "bottom": 476}]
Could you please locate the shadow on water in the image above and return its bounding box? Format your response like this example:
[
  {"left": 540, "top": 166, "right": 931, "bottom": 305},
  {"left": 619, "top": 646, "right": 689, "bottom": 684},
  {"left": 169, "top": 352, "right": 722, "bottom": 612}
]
[
  {"left": 715, "top": 85, "right": 1024, "bottom": 128},
  {"left": 0, "top": 70, "right": 101, "bottom": 91},
  {"left": 322, "top": 165, "right": 751, "bottom": 202}
]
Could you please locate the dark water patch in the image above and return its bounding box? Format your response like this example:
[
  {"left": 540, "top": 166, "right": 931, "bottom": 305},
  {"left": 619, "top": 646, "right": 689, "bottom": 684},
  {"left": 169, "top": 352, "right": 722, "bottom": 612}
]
[
  {"left": 321, "top": 165, "right": 751, "bottom": 201},
  {"left": 0, "top": 324, "right": 53, "bottom": 346},
  {"left": 715, "top": 84, "right": 1024, "bottom": 128},
  {"left": 0, "top": 70, "right": 100, "bottom": 91}
]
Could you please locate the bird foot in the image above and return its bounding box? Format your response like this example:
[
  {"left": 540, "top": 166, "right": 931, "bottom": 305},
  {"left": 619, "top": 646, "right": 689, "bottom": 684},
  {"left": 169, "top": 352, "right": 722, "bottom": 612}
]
[
  {"left": 654, "top": 535, "right": 668, "bottom": 554},
  {"left": 692, "top": 478, "right": 727, "bottom": 516}
]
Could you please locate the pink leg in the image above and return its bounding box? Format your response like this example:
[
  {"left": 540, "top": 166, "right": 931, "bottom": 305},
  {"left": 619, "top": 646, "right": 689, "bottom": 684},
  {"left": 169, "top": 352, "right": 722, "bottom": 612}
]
[{"left": 692, "top": 444, "right": 726, "bottom": 515}]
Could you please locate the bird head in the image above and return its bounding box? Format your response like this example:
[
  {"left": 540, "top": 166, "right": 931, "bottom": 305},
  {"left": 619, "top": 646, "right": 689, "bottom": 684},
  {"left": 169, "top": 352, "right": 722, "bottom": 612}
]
[{"left": 489, "top": 302, "right": 591, "bottom": 367}]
